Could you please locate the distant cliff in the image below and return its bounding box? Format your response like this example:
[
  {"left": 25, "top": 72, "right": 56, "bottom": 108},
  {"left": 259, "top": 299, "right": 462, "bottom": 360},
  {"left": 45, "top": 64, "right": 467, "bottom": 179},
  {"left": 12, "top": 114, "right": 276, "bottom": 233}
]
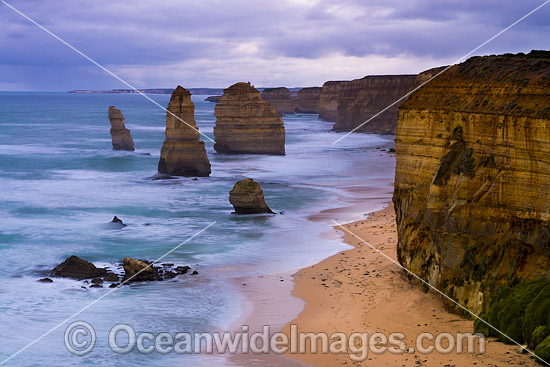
[
  {"left": 333, "top": 75, "right": 416, "bottom": 134},
  {"left": 260, "top": 87, "right": 295, "bottom": 114},
  {"left": 296, "top": 87, "right": 321, "bottom": 114},
  {"left": 393, "top": 51, "right": 550, "bottom": 314},
  {"left": 319, "top": 81, "right": 348, "bottom": 122}
]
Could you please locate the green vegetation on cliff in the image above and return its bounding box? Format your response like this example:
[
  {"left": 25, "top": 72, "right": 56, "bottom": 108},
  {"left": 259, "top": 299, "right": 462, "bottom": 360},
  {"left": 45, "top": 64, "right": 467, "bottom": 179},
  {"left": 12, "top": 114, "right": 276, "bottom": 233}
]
[{"left": 474, "top": 279, "right": 550, "bottom": 364}]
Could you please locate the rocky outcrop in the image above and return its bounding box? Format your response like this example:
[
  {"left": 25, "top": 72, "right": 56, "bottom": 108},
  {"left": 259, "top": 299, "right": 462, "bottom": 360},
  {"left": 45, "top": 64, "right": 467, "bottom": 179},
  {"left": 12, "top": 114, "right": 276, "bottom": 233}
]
[
  {"left": 214, "top": 82, "right": 285, "bottom": 155},
  {"left": 51, "top": 255, "right": 107, "bottom": 280},
  {"left": 260, "top": 87, "right": 295, "bottom": 114},
  {"left": 158, "top": 86, "right": 211, "bottom": 176},
  {"left": 318, "top": 81, "right": 348, "bottom": 122},
  {"left": 205, "top": 95, "right": 221, "bottom": 103},
  {"left": 296, "top": 87, "right": 322, "bottom": 113},
  {"left": 108, "top": 106, "right": 135, "bottom": 151},
  {"left": 229, "top": 178, "right": 274, "bottom": 214},
  {"left": 333, "top": 75, "right": 416, "bottom": 134},
  {"left": 393, "top": 51, "right": 550, "bottom": 314},
  {"left": 122, "top": 257, "right": 194, "bottom": 282}
]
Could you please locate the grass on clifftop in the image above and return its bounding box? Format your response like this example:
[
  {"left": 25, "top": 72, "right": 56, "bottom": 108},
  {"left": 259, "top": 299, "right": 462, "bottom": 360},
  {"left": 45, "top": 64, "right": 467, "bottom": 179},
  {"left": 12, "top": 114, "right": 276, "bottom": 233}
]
[{"left": 474, "top": 279, "right": 550, "bottom": 364}]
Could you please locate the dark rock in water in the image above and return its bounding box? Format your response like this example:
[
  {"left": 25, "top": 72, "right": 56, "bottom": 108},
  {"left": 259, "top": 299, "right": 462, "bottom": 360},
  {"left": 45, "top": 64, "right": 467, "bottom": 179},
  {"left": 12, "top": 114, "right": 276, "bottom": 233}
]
[
  {"left": 109, "top": 283, "right": 119, "bottom": 288},
  {"left": 90, "top": 284, "right": 103, "bottom": 288},
  {"left": 229, "top": 178, "right": 274, "bottom": 214},
  {"left": 122, "top": 257, "right": 159, "bottom": 282},
  {"left": 389, "top": 148, "right": 396, "bottom": 153},
  {"left": 192, "top": 270, "right": 199, "bottom": 275},
  {"left": 111, "top": 216, "right": 126, "bottom": 226},
  {"left": 103, "top": 273, "right": 119, "bottom": 282},
  {"left": 91, "top": 277, "right": 104, "bottom": 285},
  {"left": 39, "top": 278, "right": 53, "bottom": 283},
  {"left": 138, "top": 153, "right": 152, "bottom": 156},
  {"left": 175, "top": 266, "right": 190, "bottom": 274},
  {"left": 51, "top": 255, "right": 106, "bottom": 280},
  {"left": 109, "top": 106, "right": 135, "bottom": 151},
  {"left": 163, "top": 271, "right": 177, "bottom": 279}
]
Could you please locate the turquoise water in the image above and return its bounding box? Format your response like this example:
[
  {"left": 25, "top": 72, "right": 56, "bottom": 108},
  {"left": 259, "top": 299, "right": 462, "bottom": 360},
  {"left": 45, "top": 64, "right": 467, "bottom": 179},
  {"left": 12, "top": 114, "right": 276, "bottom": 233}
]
[{"left": 0, "top": 92, "right": 395, "bottom": 366}]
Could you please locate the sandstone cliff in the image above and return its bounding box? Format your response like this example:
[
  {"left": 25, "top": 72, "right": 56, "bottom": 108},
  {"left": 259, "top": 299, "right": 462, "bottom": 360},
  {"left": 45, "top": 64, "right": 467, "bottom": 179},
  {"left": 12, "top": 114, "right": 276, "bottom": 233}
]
[
  {"left": 260, "top": 87, "right": 295, "bottom": 114},
  {"left": 108, "top": 106, "right": 135, "bottom": 151},
  {"left": 318, "top": 81, "right": 348, "bottom": 122},
  {"left": 296, "top": 87, "right": 321, "bottom": 114},
  {"left": 393, "top": 51, "right": 550, "bottom": 314},
  {"left": 158, "top": 86, "right": 211, "bottom": 176},
  {"left": 333, "top": 75, "right": 416, "bottom": 134},
  {"left": 214, "top": 82, "right": 285, "bottom": 155}
]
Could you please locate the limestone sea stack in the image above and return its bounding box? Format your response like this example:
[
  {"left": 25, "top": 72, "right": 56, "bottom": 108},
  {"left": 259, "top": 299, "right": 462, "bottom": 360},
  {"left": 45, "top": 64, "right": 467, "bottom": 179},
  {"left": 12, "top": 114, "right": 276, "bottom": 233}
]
[
  {"left": 333, "top": 75, "right": 417, "bottom": 134},
  {"left": 260, "top": 87, "right": 295, "bottom": 114},
  {"left": 393, "top": 51, "right": 550, "bottom": 313},
  {"left": 108, "top": 106, "right": 135, "bottom": 151},
  {"left": 158, "top": 86, "right": 211, "bottom": 176},
  {"left": 229, "top": 178, "right": 274, "bottom": 214},
  {"left": 318, "top": 81, "right": 349, "bottom": 121},
  {"left": 295, "top": 87, "right": 321, "bottom": 113},
  {"left": 214, "top": 82, "right": 285, "bottom": 155}
]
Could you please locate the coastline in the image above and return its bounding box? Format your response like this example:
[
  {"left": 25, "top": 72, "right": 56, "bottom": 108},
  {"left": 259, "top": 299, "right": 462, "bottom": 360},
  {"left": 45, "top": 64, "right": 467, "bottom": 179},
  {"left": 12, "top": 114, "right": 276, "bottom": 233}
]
[{"left": 282, "top": 204, "right": 537, "bottom": 366}]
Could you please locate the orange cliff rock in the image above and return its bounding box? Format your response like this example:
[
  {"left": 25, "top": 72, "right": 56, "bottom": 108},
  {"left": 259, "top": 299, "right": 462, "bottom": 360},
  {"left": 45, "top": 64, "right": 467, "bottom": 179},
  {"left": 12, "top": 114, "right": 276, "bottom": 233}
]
[
  {"left": 158, "top": 86, "right": 211, "bottom": 176},
  {"left": 295, "top": 87, "right": 321, "bottom": 114},
  {"left": 393, "top": 51, "right": 550, "bottom": 314},
  {"left": 333, "top": 74, "right": 416, "bottom": 134},
  {"left": 260, "top": 87, "right": 295, "bottom": 114},
  {"left": 318, "top": 81, "right": 348, "bottom": 122},
  {"left": 108, "top": 106, "right": 134, "bottom": 151},
  {"left": 214, "top": 82, "right": 285, "bottom": 155}
]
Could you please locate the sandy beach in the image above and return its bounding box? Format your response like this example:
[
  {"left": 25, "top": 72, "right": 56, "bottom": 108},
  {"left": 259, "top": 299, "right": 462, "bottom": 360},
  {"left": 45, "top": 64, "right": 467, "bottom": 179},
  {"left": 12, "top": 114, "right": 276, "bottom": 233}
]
[{"left": 279, "top": 204, "right": 537, "bottom": 366}]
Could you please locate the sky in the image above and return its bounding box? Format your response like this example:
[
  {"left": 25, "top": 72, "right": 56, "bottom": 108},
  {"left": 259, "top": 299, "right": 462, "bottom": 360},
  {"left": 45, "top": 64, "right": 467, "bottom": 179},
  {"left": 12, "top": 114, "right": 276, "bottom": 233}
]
[{"left": 0, "top": 0, "right": 549, "bottom": 91}]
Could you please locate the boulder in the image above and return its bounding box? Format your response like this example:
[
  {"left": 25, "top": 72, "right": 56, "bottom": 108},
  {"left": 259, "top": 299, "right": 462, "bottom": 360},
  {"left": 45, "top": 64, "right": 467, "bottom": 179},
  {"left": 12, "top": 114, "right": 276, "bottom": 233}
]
[
  {"left": 214, "top": 82, "right": 285, "bottom": 155},
  {"left": 108, "top": 106, "right": 135, "bottom": 151},
  {"left": 51, "top": 255, "right": 106, "bottom": 280},
  {"left": 122, "top": 257, "right": 159, "bottom": 282},
  {"left": 229, "top": 178, "right": 274, "bottom": 214},
  {"left": 158, "top": 86, "right": 211, "bottom": 176},
  {"left": 103, "top": 273, "right": 119, "bottom": 282}
]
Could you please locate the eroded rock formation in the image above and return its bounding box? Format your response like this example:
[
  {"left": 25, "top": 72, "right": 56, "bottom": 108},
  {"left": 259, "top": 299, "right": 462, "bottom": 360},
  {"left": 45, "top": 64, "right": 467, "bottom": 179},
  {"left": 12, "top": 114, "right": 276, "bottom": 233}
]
[
  {"left": 51, "top": 255, "right": 107, "bottom": 280},
  {"left": 393, "top": 51, "right": 550, "bottom": 314},
  {"left": 260, "top": 87, "right": 295, "bottom": 114},
  {"left": 214, "top": 82, "right": 285, "bottom": 155},
  {"left": 205, "top": 95, "right": 221, "bottom": 103},
  {"left": 158, "top": 86, "right": 211, "bottom": 176},
  {"left": 229, "top": 178, "right": 274, "bottom": 214},
  {"left": 333, "top": 75, "right": 416, "bottom": 134},
  {"left": 318, "top": 81, "right": 348, "bottom": 122},
  {"left": 296, "top": 87, "right": 321, "bottom": 114},
  {"left": 108, "top": 106, "right": 135, "bottom": 151}
]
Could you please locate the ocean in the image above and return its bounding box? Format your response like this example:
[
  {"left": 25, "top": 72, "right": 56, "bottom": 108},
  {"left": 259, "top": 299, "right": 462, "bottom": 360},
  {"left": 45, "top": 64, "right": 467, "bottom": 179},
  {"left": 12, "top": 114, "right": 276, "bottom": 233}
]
[{"left": 0, "top": 92, "right": 395, "bottom": 366}]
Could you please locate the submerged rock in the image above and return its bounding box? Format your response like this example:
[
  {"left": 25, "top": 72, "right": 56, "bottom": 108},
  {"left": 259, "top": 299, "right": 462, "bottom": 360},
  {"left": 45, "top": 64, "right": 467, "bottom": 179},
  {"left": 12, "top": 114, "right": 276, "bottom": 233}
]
[
  {"left": 38, "top": 278, "right": 53, "bottom": 283},
  {"left": 108, "top": 106, "right": 135, "bottom": 151},
  {"left": 110, "top": 216, "right": 126, "bottom": 226},
  {"left": 229, "top": 178, "right": 274, "bottom": 214},
  {"left": 51, "top": 255, "right": 106, "bottom": 280},
  {"left": 158, "top": 86, "right": 211, "bottom": 176},
  {"left": 214, "top": 82, "right": 285, "bottom": 155}
]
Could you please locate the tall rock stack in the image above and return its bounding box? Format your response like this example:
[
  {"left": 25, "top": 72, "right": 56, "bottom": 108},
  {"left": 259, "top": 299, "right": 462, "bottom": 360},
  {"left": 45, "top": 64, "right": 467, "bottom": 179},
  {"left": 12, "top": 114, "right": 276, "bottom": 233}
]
[
  {"left": 295, "top": 87, "right": 322, "bottom": 114},
  {"left": 318, "top": 81, "right": 349, "bottom": 122},
  {"left": 158, "top": 86, "right": 211, "bottom": 176},
  {"left": 333, "top": 75, "right": 417, "bottom": 134},
  {"left": 393, "top": 51, "right": 550, "bottom": 313},
  {"left": 108, "top": 106, "right": 135, "bottom": 151},
  {"left": 214, "top": 82, "right": 285, "bottom": 155},
  {"left": 260, "top": 87, "right": 295, "bottom": 114}
]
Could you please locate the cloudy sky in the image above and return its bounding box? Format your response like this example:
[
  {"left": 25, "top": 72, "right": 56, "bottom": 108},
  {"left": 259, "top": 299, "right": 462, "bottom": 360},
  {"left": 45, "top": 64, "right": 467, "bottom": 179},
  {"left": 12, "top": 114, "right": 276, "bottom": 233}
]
[{"left": 1, "top": 0, "right": 548, "bottom": 91}]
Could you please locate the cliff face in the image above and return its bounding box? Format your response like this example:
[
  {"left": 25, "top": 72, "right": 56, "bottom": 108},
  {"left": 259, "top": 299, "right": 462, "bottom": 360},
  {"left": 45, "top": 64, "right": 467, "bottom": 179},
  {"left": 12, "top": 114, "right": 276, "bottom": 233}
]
[
  {"left": 214, "top": 82, "right": 285, "bottom": 155},
  {"left": 158, "top": 86, "right": 211, "bottom": 176},
  {"left": 260, "top": 87, "right": 295, "bottom": 114},
  {"left": 296, "top": 87, "right": 321, "bottom": 114},
  {"left": 318, "top": 81, "right": 348, "bottom": 122},
  {"left": 393, "top": 51, "right": 550, "bottom": 314},
  {"left": 334, "top": 75, "right": 416, "bottom": 134},
  {"left": 108, "top": 106, "right": 134, "bottom": 151}
]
